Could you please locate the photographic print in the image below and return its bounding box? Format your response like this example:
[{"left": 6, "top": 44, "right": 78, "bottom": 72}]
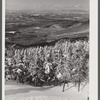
[{"left": 4, "top": 0, "right": 90, "bottom": 100}]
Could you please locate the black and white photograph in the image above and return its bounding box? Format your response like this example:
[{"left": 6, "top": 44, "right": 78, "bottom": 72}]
[{"left": 4, "top": 0, "right": 90, "bottom": 100}]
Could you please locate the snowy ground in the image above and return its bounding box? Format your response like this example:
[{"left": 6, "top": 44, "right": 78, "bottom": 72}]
[{"left": 5, "top": 81, "right": 89, "bottom": 100}]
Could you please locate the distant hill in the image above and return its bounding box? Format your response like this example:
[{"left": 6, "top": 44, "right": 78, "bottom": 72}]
[
  {"left": 5, "top": 12, "right": 89, "bottom": 47},
  {"left": 50, "top": 24, "right": 63, "bottom": 30}
]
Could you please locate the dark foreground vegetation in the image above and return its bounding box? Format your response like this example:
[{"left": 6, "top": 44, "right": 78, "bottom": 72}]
[{"left": 5, "top": 39, "right": 89, "bottom": 92}]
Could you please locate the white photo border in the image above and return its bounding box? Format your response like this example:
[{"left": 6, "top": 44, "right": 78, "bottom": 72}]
[{"left": 2, "top": 0, "right": 98, "bottom": 100}]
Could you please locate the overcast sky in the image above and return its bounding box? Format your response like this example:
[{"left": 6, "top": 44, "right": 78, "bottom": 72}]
[{"left": 6, "top": 0, "right": 89, "bottom": 11}]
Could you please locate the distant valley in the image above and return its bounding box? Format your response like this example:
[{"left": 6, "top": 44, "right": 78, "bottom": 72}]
[{"left": 5, "top": 10, "right": 89, "bottom": 47}]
